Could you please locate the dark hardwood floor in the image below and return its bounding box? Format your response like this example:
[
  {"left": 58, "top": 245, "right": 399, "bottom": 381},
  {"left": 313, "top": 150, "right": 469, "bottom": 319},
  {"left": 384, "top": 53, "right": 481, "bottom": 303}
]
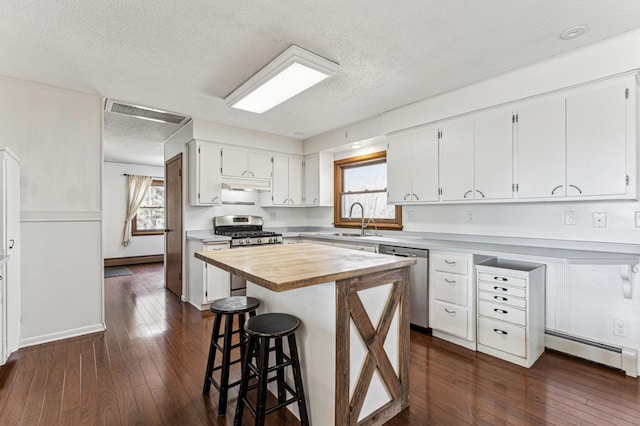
[{"left": 0, "top": 263, "right": 638, "bottom": 425}]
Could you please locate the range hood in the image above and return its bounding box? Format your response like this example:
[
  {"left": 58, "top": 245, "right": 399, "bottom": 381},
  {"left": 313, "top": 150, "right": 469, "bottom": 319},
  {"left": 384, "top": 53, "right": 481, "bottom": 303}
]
[{"left": 221, "top": 176, "right": 271, "bottom": 191}]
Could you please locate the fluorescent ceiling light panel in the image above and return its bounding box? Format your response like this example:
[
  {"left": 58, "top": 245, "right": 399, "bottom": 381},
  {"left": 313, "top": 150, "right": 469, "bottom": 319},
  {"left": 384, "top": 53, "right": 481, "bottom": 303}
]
[{"left": 225, "top": 45, "right": 339, "bottom": 114}]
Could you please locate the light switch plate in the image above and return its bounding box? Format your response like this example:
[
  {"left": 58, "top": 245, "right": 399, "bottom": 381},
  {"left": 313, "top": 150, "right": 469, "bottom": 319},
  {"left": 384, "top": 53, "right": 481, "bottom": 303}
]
[
  {"left": 467, "top": 210, "right": 476, "bottom": 223},
  {"left": 593, "top": 212, "right": 607, "bottom": 228}
]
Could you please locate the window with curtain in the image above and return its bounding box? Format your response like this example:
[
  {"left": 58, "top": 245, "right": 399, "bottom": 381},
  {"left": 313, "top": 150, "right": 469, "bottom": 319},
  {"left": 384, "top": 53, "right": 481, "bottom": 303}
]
[
  {"left": 334, "top": 151, "right": 402, "bottom": 230},
  {"left": 132, "top": 179, "right": 165, "bottom": 236}
]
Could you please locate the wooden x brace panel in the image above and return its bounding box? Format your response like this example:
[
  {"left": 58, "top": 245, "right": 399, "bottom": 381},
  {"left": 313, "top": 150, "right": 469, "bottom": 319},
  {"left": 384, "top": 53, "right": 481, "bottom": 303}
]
[{"left": 335, "top": 267, "right": 411, "bottom": 426}]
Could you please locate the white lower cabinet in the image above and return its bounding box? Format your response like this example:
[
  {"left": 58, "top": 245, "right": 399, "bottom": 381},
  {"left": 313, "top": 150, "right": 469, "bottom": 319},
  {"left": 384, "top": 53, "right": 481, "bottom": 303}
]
[
  {"left": 476, "top": 259, "right": 545, "bottom": 368},
  {"left": 187, "top": 241, "right": 231, "bottom": 310},
  {"left": 429, "top": 251, "right": 493, "bottom": 350}
]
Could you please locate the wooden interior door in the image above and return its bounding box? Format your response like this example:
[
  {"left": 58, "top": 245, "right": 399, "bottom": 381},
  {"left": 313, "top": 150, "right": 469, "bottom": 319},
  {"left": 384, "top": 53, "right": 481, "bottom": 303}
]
[{"left": 165, "top": 154, "right": 183, "bottom": 298}]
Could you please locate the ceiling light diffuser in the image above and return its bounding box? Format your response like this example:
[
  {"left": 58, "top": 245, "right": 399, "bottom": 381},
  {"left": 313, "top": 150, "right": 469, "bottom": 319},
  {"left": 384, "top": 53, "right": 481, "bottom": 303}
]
[{"left": 224, "top": 45, "right": 339, "bottom": 114}]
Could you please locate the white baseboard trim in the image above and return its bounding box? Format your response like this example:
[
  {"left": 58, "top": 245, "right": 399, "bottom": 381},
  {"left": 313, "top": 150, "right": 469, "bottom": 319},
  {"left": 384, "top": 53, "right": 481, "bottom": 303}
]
[
  {"left": 19, "top": 323, "right": 106, "bottom": 348},
  {"left": 545, "top": 331, "right": 638, "bottom": 377}
]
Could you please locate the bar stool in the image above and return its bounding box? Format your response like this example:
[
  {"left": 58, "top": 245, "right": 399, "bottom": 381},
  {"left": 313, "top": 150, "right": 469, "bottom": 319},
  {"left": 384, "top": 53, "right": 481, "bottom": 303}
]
[
  {"left": 203, "top": 296, "right": 260, "bottom": 416},
  {"left": 234, "top": 312, "right": 309, "bottom": 426}
]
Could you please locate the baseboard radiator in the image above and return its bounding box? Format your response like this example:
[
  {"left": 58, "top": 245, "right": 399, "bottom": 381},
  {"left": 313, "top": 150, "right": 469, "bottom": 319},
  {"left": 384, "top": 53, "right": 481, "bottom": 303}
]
[{"left": 545, "top": 330, "right": 637, "bottom": 377}]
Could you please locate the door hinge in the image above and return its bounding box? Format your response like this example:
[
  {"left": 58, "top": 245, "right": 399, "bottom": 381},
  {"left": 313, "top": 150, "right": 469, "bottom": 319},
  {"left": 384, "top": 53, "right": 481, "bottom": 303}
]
[
  {"left": 626, "top": 175, "right": 630, "bottom": 185},
  {"left": 438, "top": 130, "right": 442, "bottom": 139},
  {"left": 512, "top": 183, "right": 519, "bottom": 192},
  {"left": 197, "top": 192, "right": 200, "bottom": 199},
  {"left": 198, "top": 147, "right": 200, "bottom": 153},
  {"left": 179, "top": 169, "right": 182, "bottom": 177},
  {"left": 512, "top": 114, "right": 515, "bottom": 123},
  {"left": 271, "top": 157, "right": 274, "bottom": 163},
  {"left": 179, "top": 272, "right": 182, "bottom": 281},
  {"left": 205, "top": 290, "right": 207, "bottom": 297},
  {"left": 438, "top": 188, "right": 442, "bottom": 195},
  {"left": 625, "top": 88, "right": 629, "bottom": 99}
]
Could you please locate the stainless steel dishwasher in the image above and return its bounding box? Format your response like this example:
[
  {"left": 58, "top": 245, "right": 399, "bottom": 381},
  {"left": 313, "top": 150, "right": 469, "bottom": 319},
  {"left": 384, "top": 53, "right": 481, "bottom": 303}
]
[{"left": 378, "top": 244, "right": 429, "bottom": 332}]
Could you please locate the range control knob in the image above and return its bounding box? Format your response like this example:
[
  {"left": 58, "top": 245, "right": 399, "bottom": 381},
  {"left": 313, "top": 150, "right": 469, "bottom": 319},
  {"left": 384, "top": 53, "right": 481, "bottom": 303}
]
[
  {"left": 245, "top": 239, "right": 251, "bottom": 245},
  {"left": 257, "top": 238, "right": 262, "bottom": 244}
]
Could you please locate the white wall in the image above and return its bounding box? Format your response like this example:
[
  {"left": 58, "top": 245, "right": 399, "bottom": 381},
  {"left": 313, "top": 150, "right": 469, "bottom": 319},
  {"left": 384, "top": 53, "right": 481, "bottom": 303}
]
[
  {"left": 0, "top": 76, "right": 104, "bottom": 346},
  {"left": 103, "top": 161, "right": 164, "bottom": 259}
]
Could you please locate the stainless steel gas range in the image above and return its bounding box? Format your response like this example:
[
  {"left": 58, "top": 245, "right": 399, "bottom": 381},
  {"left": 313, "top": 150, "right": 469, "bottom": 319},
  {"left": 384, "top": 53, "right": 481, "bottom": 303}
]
[
  {"left": 213, "top": 215, "right": 283, "bottom": 247},
  {"left": 213, "top": 215, "right": 282, "bottom": 295}
]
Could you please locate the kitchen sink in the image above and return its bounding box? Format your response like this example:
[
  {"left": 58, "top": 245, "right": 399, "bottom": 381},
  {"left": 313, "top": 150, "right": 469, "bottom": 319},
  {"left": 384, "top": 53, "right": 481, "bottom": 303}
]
[{"left": 319, "top": 232, "right": 363, "bottom": 237}]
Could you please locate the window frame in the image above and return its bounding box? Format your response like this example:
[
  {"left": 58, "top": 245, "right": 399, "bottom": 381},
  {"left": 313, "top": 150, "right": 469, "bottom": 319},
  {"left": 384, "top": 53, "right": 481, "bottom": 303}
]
[
  {"left": 132, "top": 179, "right": 165, "bottom": 236},
  {"left": 333, "top": 151, "right": 402, "bottom": 230}
]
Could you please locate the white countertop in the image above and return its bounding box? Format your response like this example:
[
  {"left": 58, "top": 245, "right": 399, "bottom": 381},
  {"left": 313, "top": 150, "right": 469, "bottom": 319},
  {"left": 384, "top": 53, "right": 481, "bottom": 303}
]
[{"left": 186, "top": 227, "right": 640, "bottom": 265}]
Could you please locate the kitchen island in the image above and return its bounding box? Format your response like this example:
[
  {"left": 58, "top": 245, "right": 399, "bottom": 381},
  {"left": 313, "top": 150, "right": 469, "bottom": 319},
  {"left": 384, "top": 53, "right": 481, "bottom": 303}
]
[{"left": 195, "top": 243, "right": 416, "bottom": 426}]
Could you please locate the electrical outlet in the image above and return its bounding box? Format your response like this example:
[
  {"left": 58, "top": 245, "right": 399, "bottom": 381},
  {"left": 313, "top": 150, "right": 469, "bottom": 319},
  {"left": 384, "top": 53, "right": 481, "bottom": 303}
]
[
  {"left": 467, "top": 210, "right": 476, "bottom": 223},
  {"left": 564, "top": 211, "right": 576, "bottom": 225},
  {"left": 593, "top": 212, "right": 607, "bottom": 228},
  {"left": 635, "top": 211, "right": 640, "bottom": 228},
  {"left": 407, "top": 210, "right": 415, "bottom": 220},
  {"left": 614, "top": 319, "right": 629, "bottom": 337}
]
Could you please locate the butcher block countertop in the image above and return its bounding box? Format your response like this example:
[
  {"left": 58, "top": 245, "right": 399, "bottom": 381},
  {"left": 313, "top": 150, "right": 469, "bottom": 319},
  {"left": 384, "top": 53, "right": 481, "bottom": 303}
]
[{"left": 195, "top": 243, "right": 416, "bottom": 292}]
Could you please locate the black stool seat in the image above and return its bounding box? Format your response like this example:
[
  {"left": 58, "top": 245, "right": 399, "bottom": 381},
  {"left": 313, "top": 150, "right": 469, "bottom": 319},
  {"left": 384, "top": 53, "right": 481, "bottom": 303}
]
[
  {"left": 210, "top": 296, "right": 260, "bottom": 314},
  {"left": 244, "top": 312, "right": 299, "bottom": 337},
  {"left": 235, "top": 313, "right": 309, "bottom": 426},
  {"left": 203, "top": 296, "right": 260, "bottom": 416}
]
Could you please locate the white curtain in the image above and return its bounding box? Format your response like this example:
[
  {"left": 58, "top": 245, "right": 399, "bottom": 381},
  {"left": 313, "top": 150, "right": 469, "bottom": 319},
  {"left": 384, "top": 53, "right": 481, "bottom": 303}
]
[{"left": 122, "top": 175, "right": 153, "bottom": 246}]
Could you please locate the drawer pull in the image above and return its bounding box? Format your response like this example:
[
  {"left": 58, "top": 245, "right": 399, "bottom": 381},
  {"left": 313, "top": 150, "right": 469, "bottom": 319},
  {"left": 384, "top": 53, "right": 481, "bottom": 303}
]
[
  {"left": 444, "top": 278, "right": 456, "bottom": 284},
  {"left": 494, "top": 276, "right": 508, "bottom": 282},
  {"left": 494, "top": 308, "right": 508, "bottom": 314},
  {"left": 494, "top": 286, "right": 508, "bottom": 292},
  {"left": 493, "top": 329, "right": 508, "bottom": 335},
  {"left": 444, "top": 260, "right": 456, "bottom": 265},
  {"left": 494, "top": 296, "right": 508, "bottom": 301},
  {"left": 444, "top": 308, "right": 456, "bottom": 315}
]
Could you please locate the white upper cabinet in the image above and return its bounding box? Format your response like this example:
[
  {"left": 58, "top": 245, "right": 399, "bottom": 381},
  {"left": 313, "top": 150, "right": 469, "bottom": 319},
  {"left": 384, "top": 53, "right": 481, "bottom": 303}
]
[
  {"left": 439, "top": 120, "right": 474, "bottom": 201},
  {"left": 515, "top": 79, "right": 634, "bottom": 200},
  {"left": 303, "top": 153, "right": 334, "bottom": 206},
  {"left": 270, "top": 156, "right": 302, "bottom": 205},
  {"left": 473, "top": 109, "right": 513, "bottom": 200},
  {"left": 515, "top": 98, "right": 566, "bottom": 199},
  {"left": 566, "top": 84, "right": 628, "bottom": 197},
  {"left": 221, "top": 148, "right": 272, "bottom": 179},
  {"left": 387, "top": 126, "right": 439, "bottom": 203},
  {"left": 188, "top": 140, "right": 222, "bottom": 206}
]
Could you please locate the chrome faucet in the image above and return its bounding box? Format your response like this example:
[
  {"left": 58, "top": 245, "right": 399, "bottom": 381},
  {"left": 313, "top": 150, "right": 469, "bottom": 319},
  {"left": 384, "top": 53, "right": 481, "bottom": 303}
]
[{"left": 348, "top": 202, "right": 365, "bottom": 236}]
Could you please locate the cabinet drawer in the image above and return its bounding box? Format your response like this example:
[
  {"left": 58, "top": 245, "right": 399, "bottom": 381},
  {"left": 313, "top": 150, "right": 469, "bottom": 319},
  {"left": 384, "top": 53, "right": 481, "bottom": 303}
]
[
  {"left": 431, "top": 271, "right": 468, "bottom": 306},
  {"left": 478, "top": 300, "right": 526, "bottom": 326},
  {"left": 204, "top": 243, "right": 229, "bottom": 251},
  {"left": 478, "top": 272, "right": 525, "bottom": 287},
  {"left": 478, "top": 291, "right": 526, "bottom": 309},
  {"left": 478, "top": 317, "right": 526, "bottom": 358},
  {"left": 432, "top": 302, "right": 468, "bottom": 339},
  {"left": 478, "top": 281, "right": 526, "bottom": 298},
  {"left": 432, "top": 253, "right": 468, "bottom": 274}
]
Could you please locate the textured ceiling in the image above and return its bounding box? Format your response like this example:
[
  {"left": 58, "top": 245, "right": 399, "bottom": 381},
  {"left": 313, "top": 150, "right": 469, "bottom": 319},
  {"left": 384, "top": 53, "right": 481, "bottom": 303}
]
[{"left": 2, "top": 1, "right": 640, "bottom": 166}]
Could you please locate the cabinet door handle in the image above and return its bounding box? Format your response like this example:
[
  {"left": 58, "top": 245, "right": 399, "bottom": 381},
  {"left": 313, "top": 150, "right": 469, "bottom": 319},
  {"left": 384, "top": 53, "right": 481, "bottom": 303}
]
[
  {"left": 494, "top": 286, "right": 508, "bottom": 292},
  {"left": 494, "top": 308, "right": 508, "bottom": 314},
  {"left": 551, "top": 184, "right": 563, "bottom": 195},
  {"left": 494, "top": 295, "right": 508, "bottom": 301},
  {"left": 493, "top": 329, "right": 508, "bottom": 335},
  {"left": 475, "top": 189, "right": 485, "bottom": 198},
  {"left": 463, "top": 190, "right": 472, "bottom": 198},
  {"left": 403, "top": 193, "right": 411, "bottom": 201},
  {"left": 212, "top": 196, "right": 219, "bottom": 203},
  {"left": 249, "top": 171, "right": 255, "bottom": 177},
  {"left": 9, "top": 239, "right": 15, "bottom": 249},
  {"left": 242, "top": 170, "right": 248, "bottom": 176},
  {"left": 444, "top": 278, "right": 456, "bottom": 284},
  {"left": 444, "top": 260, "right": 456, "bottom": 265},
  {"left": 412, "top": 193, "right": 420, "bottom": 201},
  {"left": 444, "top": 308, "right": 456, "bottom": 315},
  {"left": 494, "top": 276, "right": 508, "bottom": 282},
  {"left": 569, "top": 184, "right": 582, "bottom": 194},
  {"left": 313, "top": 198, "right": 318, "bottom": 204}
]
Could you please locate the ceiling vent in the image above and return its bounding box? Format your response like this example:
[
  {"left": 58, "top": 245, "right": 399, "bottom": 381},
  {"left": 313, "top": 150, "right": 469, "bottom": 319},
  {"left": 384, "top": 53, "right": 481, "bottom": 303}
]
[{"left": 105, "top": 99, "right": 190, "bottom": 125}]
